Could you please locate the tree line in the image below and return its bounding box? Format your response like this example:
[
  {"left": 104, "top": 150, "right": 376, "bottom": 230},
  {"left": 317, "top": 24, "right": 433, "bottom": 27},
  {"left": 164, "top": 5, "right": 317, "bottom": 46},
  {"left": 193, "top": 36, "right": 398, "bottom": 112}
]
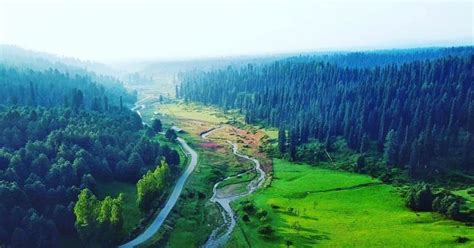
[{"left": 180, "top": 49, "right": 473, "bottom": 180}]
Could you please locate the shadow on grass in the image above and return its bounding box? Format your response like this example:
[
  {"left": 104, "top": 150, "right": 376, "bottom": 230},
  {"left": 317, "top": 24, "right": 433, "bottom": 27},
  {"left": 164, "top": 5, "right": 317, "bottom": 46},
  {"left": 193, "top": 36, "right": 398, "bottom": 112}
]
[{"left": 288, "top": 182, "right": 383, "bottom": 199}]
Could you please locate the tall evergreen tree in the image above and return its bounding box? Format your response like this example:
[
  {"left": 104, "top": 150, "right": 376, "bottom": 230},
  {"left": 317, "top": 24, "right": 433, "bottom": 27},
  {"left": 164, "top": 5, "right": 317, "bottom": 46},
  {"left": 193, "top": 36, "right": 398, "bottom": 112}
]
[
  {"left": 91, "top": 97, "right": 101, "bottom": 112},
  {"left": 384, "top": 129, "right": 399, "bottom": 167},
  {"left": 409, "top": 139, "right": 421, "bottom": 178},
  {"left": 29, "top": 81, "right": 36, "bottom": 106},
  {"left": 360, "top": 134, "right": 370, "bottom": 153},
  {"left": 103, "top": 96, "right": 109, "bottom": 112},
  {"left": 289, "top": 128, "right": 298, "bottom": 161},
  {"left": 278, "top": 127, "right": 287, "bottom": 154},
  {"left": 152, "top": 119, "right": 163, "bottom": 133},
  {"left": 72, "top": 89, "right": 84, "bottom": 110}
]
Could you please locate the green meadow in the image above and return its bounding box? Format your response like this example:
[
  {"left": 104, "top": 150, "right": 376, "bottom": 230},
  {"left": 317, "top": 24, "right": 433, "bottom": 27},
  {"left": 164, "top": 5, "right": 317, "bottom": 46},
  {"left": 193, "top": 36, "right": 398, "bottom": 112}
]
[
  {"left": 157, "top": 103, "right": 228, "bottom": 124},
  {"left": 229, "top": 159, "right": 474, "bottom": 248},
  {"left": 96, "top": 181, "right": 143, "bottom": 235}
]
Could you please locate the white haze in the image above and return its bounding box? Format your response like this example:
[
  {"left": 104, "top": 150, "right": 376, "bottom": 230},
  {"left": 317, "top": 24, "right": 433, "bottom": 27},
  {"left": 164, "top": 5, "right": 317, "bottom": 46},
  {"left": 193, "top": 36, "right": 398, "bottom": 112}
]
[{"left": 0, "top": 0, "right": 472, "bottom": 62}]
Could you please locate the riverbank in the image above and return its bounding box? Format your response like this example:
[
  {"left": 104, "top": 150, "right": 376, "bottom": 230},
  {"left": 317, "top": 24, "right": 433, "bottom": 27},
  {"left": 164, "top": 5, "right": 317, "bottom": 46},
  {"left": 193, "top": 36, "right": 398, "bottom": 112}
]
[{"left": 204, "top": 140, "right": 266, "bottom": 247}]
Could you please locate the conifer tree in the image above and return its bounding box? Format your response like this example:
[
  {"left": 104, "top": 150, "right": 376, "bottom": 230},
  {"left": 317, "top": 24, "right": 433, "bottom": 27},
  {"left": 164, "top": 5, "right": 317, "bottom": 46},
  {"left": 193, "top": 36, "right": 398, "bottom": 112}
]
[
  {"left": 384, "top": 129, "right": 399, "bottom": 167},
  {"left": 278, "top": 127, "right": 287, "bottom": 154}
]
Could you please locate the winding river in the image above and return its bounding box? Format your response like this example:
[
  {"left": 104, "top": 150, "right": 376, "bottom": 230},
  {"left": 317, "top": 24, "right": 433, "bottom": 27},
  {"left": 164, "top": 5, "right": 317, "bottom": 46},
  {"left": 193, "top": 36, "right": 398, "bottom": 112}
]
[
  {"left": 203, "top": 132, "right": 266, "bottom": 248},
  {"left": 121, "top": 101, "right": 265, "bottom": 247}
]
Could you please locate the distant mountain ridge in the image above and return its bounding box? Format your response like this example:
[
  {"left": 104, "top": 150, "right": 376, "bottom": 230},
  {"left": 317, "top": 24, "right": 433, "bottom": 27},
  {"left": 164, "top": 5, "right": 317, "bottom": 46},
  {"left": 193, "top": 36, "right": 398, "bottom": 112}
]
[{"left": 0, "top": 44, "right": 116, "bottom": 76}]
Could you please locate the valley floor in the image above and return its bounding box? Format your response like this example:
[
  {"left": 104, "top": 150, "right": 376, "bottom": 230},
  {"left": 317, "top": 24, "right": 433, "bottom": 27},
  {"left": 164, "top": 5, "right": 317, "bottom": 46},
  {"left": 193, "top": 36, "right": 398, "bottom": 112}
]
[{"left": 137, "top": 101, "right": 473, "bottom": 247}]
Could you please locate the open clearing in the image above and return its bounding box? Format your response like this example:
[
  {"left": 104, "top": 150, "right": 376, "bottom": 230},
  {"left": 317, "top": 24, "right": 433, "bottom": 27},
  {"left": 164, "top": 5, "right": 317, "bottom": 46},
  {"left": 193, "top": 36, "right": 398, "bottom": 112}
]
[
  {"left": 229, "top": 159, "right": 474, "bottom": 248},
  {"left": 157, "top": 102, "right": 228, "bottom": 125},
  {"left": 96, "top": 181, "right": 143, "bottom": 237}
]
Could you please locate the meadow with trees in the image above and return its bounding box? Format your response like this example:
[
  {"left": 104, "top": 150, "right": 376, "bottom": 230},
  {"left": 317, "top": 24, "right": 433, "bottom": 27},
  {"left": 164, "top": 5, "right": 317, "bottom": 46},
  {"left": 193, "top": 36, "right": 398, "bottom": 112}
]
[{"left": 180, "top": 47, "right": 474, "bottom": 246}]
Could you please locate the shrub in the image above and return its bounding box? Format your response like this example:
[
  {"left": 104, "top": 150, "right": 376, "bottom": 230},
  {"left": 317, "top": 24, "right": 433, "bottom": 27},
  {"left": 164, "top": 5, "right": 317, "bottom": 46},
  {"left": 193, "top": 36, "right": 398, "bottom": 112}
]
[
  {"left": 454, "top": 236, "right": 470, "bottom": 243},
  {"left": 467, "top": 189, "right": 474, "bottom": 196},
  {"left": 242, "top": 214, "right": 250, "bottom": 222},
  {"left": 242, "top": 202, "right": 255, "bottom": 214},
  {"left": 287, "top": 207, "right": 294, "bottom": 212},
  {"left": 432, "top": 193, "right": 460, "bottom": 214},
  {"left": 187, "top": 191, "right": 195, "bottom": 199},
  {"left": 379, "top": 171, "right": 393, "bottom": 183},
  {"left": 258, "top": 225, "right": 273, "bottom": 236},
  {"left": 409, "top": 185, "right": 470, "bottom": 222},
  {"left": 355, "top": 155, "right": 366, "bottom": 172},
  {"left": 406, "top": 183, "right": 434, "bottom": 211},
  {"left": 446, "top": 202, "right": 462, "bottom": 220},
  {"left": 256, "top": 209, "right": 268, "bottom": 218},
  {"left": 198, "top": 192, "right": 206, "bottom": 199},
  {"left": 291, "top": 221, "right": 301, "bottom": 233}
]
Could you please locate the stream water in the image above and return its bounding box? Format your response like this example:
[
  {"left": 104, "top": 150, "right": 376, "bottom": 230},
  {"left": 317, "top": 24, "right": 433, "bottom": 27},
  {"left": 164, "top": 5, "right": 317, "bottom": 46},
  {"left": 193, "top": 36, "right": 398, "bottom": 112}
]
[{"left": 203, "top": 131, "right": 266, "bottom": 248}]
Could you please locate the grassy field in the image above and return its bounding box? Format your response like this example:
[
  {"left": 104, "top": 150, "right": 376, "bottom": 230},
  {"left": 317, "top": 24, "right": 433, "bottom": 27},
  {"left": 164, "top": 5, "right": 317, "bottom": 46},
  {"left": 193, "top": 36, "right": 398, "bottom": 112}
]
[
  {"left": 158, "top": 102, "right": 228, "bottom": 124},
  {"left": 228, "top": 159, "right": 474, "bottom": 248},
  {"left": 96, "top": 181, "right": 143, "bottom": 236},
  {"left": 261, "top": 127, "right": 278, "bottom": 140}
]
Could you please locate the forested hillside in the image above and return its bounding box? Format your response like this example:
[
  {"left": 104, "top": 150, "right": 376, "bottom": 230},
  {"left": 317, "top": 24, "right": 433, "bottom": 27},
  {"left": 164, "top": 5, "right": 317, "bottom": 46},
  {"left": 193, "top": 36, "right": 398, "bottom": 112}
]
[
  {"left": 180, "top": 48, "right": 474, "bottom": 180},
  {"left": 0, "top": 45, "right": 116, "bottom": 79},
  {"left": 0, "top": 65, "right": 135, "bottom": 109},
  {"left": 0, "top": 64, "right": 178, "bottom": 247}
]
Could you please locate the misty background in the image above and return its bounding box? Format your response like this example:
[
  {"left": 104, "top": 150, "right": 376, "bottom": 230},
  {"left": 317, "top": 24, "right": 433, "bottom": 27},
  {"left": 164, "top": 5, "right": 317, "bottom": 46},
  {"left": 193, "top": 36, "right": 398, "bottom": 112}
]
[{"left": 1, "top": 0, "right": 472, "bottom": 62}]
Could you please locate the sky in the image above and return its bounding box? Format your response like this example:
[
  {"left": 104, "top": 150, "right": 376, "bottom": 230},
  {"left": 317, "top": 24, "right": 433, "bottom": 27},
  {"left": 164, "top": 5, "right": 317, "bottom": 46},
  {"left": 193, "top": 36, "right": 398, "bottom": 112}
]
[{"left": 0, "top": 0, "right": 472, "bottom": 61}]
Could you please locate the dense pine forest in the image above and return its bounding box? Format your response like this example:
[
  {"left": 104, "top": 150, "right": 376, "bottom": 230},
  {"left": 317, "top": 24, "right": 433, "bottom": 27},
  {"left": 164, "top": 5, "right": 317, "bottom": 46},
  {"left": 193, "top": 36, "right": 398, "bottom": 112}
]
[
  {"left": 282, "top": 46, "right": 474, "bottom": 68},
  {"left": 0, "top": 63, "right": 179, "bottom": 247},
  {"left": 180, "top": 48, "right": 474, "bottom": 181},
  {"left": 0, "top": 66, "right": 135, "bottom": 109}
]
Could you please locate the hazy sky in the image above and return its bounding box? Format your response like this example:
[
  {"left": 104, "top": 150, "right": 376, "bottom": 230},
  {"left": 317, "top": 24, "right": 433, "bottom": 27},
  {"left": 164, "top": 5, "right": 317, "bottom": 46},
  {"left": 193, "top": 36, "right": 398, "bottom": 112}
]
[{"left": 0, "top": 0, "right": 472, "bottom": 61}]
